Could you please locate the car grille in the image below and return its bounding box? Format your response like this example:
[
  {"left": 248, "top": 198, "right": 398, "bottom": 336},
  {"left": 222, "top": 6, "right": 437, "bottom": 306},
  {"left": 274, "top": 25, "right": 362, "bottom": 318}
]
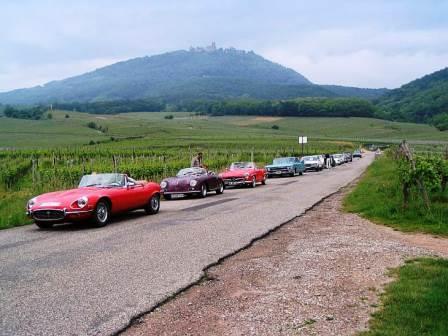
[
  {"left": 33, "top": 210, "right": 65, "bottom": 221},
  {"left": 268, "top": 167, "right": 290, "bottom": 173},
  {"left": 224, "top": 177, "right": 245, "bottom": 183}
]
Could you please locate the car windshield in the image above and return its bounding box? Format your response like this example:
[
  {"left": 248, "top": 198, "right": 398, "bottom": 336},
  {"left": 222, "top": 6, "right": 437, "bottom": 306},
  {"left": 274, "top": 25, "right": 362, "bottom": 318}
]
[
  {"left": 79, "top": 173, "right": 125, "bottom": 188},
  {"left": 334, "top": 154, "right": 343, "bottom": 158},
  {"left": 273, "top": 157, "right": 295, "bottom": 165},
  {"left": 303, "top": 156, "right": 317, "bottom": 161},
  {"left": 177, "top": 167, "right": 207, "bottom": 177},
  {"left": 230, "top": 162, "right": 254, "bottom": 170}
]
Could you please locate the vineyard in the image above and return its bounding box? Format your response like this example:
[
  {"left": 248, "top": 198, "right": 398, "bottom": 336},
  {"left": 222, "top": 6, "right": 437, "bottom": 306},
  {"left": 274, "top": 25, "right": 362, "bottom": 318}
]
[
  {"left": 0, "top": 139, "right": 354, "bottom": 229},
  {"left": 345, "top": 145, "right": 448, "bottom": 235}
]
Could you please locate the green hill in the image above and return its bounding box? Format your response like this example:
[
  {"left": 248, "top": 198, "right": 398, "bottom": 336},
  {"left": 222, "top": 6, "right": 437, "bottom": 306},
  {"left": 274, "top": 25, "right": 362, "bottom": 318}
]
[
  {"left": 321, "top": 85, "right": 388, "bottom": 99},
  {"left": 0, "top": 47, "right": 315, "bottom": 104},
  {"left": 0, "top": 46, "right": 387, "bottom": 105},
  {"left": 376, "top": 67, "right": 448, "bottom": 130}
]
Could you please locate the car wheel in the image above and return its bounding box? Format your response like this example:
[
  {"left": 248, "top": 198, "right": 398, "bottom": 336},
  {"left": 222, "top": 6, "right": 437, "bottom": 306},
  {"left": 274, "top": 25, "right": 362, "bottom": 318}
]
[
  {"left": 163, "top": 194, "right": 172, "bottom": 200},
  {"left": 261, "top": 176, "right": 266, "bottom": 185},
  {"left": 267, "top": 174, "right": 272, "bottom": 178},
  {"left": 92, "top": 200, "right": 110, "bottom": 227},
  {"left": 200, "top": 184, "right": 207, "bottom": 198},
  {"left": 299, "top": 171, "right": 303, "bottom": 176},
  {"left": 35, "top": 221, "right": 54, "bottom": 229},
  {"left": 216, "top": 181, "right": 224, "bottom": 194},
  {"left": 250, "top": 176, "right": 257, "bottom": 188},
  {"left": 145, "top": 194, "right": 160, "bottom": 215}
]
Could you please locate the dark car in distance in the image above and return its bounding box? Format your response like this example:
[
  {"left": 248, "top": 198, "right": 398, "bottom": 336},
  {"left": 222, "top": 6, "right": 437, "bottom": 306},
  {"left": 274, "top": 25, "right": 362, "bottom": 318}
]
[
  {"left": 160, "top": 167, "right": 224, "bottom": 199},
  {"left": 353, "top": 150, "right": 363, "bottom": 158}
]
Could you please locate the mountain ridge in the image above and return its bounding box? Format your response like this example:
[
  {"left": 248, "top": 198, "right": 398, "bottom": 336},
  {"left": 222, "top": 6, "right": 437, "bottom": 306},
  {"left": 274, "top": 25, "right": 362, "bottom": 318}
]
[
  {"left": 0, "top": 46, "right": 386, "bottom": 104},
  {"left": 376, "top": 67, "right": 448, "bottom": 129}
]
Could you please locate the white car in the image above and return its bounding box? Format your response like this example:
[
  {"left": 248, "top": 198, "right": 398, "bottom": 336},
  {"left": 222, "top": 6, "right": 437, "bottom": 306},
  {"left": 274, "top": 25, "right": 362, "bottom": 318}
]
[
  {"left": 302, "top": 155, "right": 324, "bottom": 171},
  {"left": 332, "top": 154, "right": 345, "bottom": 165}
]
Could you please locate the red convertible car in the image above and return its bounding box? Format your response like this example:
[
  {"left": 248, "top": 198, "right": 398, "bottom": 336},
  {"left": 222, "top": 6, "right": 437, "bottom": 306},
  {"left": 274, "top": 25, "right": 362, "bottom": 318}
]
[
  {"left": 160, "top": 167, "right": 224, "bottom": 199},
  {"left": 26, "top": 173, "right": 161, "bottom": 228},
  {"left": 219, "top": 162, "right": 266, "bottom": 188}
]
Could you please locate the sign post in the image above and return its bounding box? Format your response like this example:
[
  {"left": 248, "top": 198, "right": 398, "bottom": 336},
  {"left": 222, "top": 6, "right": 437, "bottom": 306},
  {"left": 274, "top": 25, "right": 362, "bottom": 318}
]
[{"left": 298, "top": 136, "right": 308, "bottom": 155}]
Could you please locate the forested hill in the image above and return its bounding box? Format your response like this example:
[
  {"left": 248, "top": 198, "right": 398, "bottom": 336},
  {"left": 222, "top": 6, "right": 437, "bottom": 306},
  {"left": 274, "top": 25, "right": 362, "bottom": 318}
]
[
  {"left": 321, "top": 85, "right": 388, "bottom": 99},
  {"left": 376, "top": 67, "right": 448, "bottom": 130},
  {"left": 0, "top": 47, "right": 311, "bottom": 104},
  {"left": 0, "top": 46, "right": 386, "bottom": 104}
]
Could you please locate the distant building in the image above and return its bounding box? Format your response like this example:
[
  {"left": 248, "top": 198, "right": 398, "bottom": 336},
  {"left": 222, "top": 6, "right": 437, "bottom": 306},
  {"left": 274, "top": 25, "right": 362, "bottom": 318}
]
[{"left": 189, "top": 42, "right": 218, "bottom": 53}]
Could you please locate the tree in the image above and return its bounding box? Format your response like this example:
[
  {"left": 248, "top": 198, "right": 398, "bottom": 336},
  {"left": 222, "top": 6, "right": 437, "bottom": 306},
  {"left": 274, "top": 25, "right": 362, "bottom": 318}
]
[{"left": 433, "top": 113, "right": 448, "bottom": 131}]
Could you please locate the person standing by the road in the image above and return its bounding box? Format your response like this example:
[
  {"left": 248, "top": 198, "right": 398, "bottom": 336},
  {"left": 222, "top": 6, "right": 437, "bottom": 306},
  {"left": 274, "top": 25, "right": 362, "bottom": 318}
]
[
  {"left": 324, "top": 153, "right": 331, "bottom": 169},
  {"left": 191, "top": 152, "right": 204, "bottom": 168}
]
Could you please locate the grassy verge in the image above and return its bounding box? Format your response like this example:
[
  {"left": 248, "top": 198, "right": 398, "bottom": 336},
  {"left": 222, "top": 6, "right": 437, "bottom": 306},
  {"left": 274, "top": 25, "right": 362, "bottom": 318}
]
[
  {"left": 361, "top": 258, "right": 448, "bottom": 336},
  {"left": 344, "top": 156, "right": 448, "bottom": 236}
]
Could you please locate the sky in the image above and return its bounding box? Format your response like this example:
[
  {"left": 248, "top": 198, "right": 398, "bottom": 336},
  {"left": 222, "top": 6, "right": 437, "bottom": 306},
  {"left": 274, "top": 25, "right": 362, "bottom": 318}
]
[{"left": 1, "top": 0, "right": 447, "bottom": 92}]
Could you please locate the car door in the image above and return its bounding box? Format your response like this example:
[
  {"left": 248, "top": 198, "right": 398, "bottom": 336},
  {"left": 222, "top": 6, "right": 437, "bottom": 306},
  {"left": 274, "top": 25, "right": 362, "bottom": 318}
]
[
  {"left": 125, "top": 181, "right": 148, "bottom": 208},
  {"left": 255, "top": 166, "right": 264, "bottom": 182},
  {"left": 206, "top": 172, "right": 218, "bottom": 190},
  {"left": 295, "top": 158, "right": 303, "bottom": 172},
  {"left": 253, "top": 165, "right": 260, "bottom": 182}
]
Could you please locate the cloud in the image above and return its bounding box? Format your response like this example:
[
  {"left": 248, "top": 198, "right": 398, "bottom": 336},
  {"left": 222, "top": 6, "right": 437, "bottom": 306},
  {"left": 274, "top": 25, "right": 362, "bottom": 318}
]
[
  {"left": 0, "top": 0, "right": 447, "bottom": 91},
  {"left": 262, "top": 27, "right": 448, "bottom": 88}
]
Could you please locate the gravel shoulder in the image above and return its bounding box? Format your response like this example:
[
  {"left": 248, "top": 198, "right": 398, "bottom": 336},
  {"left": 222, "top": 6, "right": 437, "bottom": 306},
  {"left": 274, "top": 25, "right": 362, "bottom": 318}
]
[{"left": 123, "top": 183, "right": 448, "bottom": 336}]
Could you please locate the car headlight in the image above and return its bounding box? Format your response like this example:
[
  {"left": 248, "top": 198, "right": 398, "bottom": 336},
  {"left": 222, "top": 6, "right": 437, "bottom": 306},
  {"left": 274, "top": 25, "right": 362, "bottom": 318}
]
[
  {"left": 160, "top": 181, "right": 168, "bottom": 188},
  {"left": 28, "top": 198, "right": 37, "bottom": 208},
  {"left": 190, "top": 180, "right": 197, "bottom": 187},
  {"left": 77, "top": 196, "right": 88, "bottom": 209}
]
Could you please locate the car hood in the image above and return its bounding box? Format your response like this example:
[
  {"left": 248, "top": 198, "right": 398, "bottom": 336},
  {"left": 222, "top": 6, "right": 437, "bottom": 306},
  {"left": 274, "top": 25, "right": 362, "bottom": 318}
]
[
  {"left": 265, "top": 163, "right": 294, "bottom": 169},
  {"left": 31, "top": 187, "right": 106, "bottom": 207},
  {"left": 220, "top": 169, "right": 252, "bottom": 178},
  {"left": 163, "top": 175, "right": 202, "bottom": 184}
]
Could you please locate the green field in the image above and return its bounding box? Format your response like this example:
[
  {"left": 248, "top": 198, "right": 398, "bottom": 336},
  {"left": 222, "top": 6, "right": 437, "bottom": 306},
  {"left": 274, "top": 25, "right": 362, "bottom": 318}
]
[
  {"left": 1, "top": 111, "right": 448, "bottom": 148},
  {"left": 361, "top": 258, "right": 448, "bottom": 336},
  {"left": 1, "top": 111, "right": 447, "bottom": 230}
]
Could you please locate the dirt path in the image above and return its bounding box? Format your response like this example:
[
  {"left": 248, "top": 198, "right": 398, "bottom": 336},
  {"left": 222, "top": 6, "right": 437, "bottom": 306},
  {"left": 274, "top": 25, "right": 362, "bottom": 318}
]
[{"left": 123, "top": 186, "right": 448, "bottom": 336}]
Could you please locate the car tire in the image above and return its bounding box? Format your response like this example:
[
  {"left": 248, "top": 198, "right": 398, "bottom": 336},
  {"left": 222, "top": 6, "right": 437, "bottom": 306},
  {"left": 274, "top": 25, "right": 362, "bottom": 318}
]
[
  {"left": 145, "top": 194, "right": 160, "bottom": 215},
  {"left": 199, "top": 184, "right": 207, "bottom": 198},
  {"left": 299, "top": 171, "right": 303, "bottom": 176},
  {"left": 35, "top": 221, "right": 54, "bottom": 229},
  {"left": 163, "top": 194, "right": 172, "bottom": 200},
  {"left": 92, "top": 200, "right": 110, "bottom": 227},
  {"left": 261, "top": 177, "right": 266, "bottom": 185},
  {"left": 250, "top": 176, "right": 257, "bottom": 188},
  {"left": 267, "top": 174, "right": 272, "bottom": 178},
  {"left": 216, "top": 181, "right": 224, "bottom": 194}
]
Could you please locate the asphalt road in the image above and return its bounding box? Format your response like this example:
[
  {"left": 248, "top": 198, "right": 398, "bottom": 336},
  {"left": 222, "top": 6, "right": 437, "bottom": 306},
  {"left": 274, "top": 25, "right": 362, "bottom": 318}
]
[{"left": 0, "top": 153, "right": 374, "bottom": 336}]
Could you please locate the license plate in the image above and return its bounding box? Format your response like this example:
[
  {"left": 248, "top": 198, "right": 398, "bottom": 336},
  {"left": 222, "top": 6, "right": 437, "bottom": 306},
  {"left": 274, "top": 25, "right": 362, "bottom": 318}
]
[
  {"left": 275, "top": 171, "right": 282, "bottom": 175},
  {"left": 171, "top": 194, "right": 184, "bottom": 199},
  {"left": 228, "top": 182, "right": 238, "bottom": 185}
]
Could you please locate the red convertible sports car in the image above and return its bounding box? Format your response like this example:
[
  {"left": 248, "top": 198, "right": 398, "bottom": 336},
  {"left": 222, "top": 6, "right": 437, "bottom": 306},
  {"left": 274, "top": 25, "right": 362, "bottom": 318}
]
[
  {"left": 160, "top": 167, "right": 224, "bottom": 199},
  {"left": 26, "top": 173, "right": 161, "bottom": 228},
  {"left": 219, "top": 162, "right": 266, "bottom": 188}
]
